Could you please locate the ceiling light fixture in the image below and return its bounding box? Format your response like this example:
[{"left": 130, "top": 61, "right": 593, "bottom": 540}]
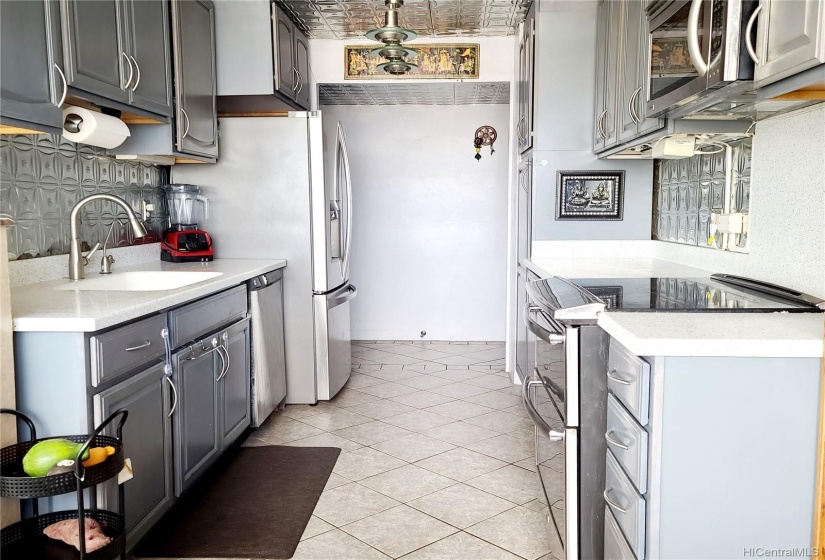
[{"left": 366, "top": 0, "right": 417, "bottom": 75}]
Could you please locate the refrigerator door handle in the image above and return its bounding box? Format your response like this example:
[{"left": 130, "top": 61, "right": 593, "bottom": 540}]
[{"left": 339, "top": 123, "right": 354, "bottom": 280}]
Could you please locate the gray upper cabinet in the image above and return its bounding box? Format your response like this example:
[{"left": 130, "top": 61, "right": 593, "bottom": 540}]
[
  {"left": 274, "top": 6, "right": 296, "bottom": 100},
  {"left": 60, "top": 0, "right": 130, "bottom": 104},
  {"left": 753, "top": 0, "right": 825, "bottom": 86},
  {"left": 294, "top": 31, "right": 311, "bottom": 109},
  {"left": 517, "top": 6, "right": 535, "bottom": 154},
  {"left": 123, "top": 0, "right": 173, "bottom": 116},
  {"left": 172, "top": 0, "right": 218, "bottom": 158},
  {"left": 593, "top": 0, "right": 610, "bottom": 152},
  {"left": 0, "top": 0, "right": 63, "bottom": 133},
  {"left": 95, "top": 362, "right": 173, "bottom": 547}
]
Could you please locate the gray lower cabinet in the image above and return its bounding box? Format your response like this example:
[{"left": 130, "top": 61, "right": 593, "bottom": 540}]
[
  {"left": 515, "top": 266, "right": 537, "bottom": 381},
  {"left": 753, "top": 0, "right": 825, "bottom": 86},
  {"left": 94, "top": 362, "right": 173, "bottom": 547},
  {"left": 272, "top": 3, "right": 311, "bottom": 109},
  {"left": 517, "top": 156, "right": 532, "bottom": 264},
  {"left": 0, "top": 0, "right": 63, "bottom": 133},
  {"left": 172, "top": 0, "right": 218, "bottom": 158},
  {"left": 172, "top": 317, "right": 251, "bottom": 495}
]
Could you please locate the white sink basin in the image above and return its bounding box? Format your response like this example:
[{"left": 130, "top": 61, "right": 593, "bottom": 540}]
[{"left": 55, "top": 271, "right": 224, "bottom": 292}]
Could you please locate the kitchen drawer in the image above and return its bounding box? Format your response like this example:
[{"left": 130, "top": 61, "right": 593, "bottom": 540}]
[
  {"left": 606, "top": 393, "right": 649, "bottom": 494},
  {"left": 90, "top": 314, "right": 167, "bottom": 387},
  {"left": 605, "top": 507, "right": 637, "bottom": 560},
  {"left": 607, "top": 338, "right": 650, "bottom": 425},
  {"left": 605, "top": 450, "right": 646, "bottom": 559},
  {"left": 169, "top": 285, "right": 247, "bottom": 349}
]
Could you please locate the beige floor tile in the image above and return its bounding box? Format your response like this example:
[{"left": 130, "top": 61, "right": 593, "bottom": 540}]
[
  {"left": 424, "top": 400, "right": 495, "bottom": 421},
  {"left": 301, "top": 516, "right": 336, "bottom": 541},
  {"left": 430, "top": 369, "right": 488, "bottom": 382},
  {"left": 333, "top": 447, "right": 408, "bottom": 481},
  {"left": 463, "top": 391, "right": 523, "bottom": 410},
  {"left": 414, "top": 448, "right": 508, "bottom": 482},
  {"left": 428, "top": 382, "right": 492, "bottom": 399},
  {"left": 358, "top": 382, "right": 421, "bottom": 398},
  {"left": 367, "top": 369, "right": 422, "bottom": 382},
  {"left": 460, "top": 346, "right": 507, "bottom": 362},
  {"left": 281, "top": 405, "right": 321, "bottom": 420},
  {"left": 404, "top": 363, "right": 447, "bottom": 373},
  {"left": 464, "top": 410, "right": 535, "bottom": 434},
  {"left": 382, "top": 409, "right": 454, "bottom": 431},
  {"left": 313, "top": 482, "right": 400, "bottom": 527},
  {"left": 330, "top": 388, "right": 385, "bottom": 408},
  {"left": 283, "top": 432, "right": 364, "bottom": 452},
  {"left": 465, "top": 465, "right": 540, "bottom": 505},
  {"left": 324, "top": 472, "right": 351, "bottom": 491},
  {"left": 332, "top": 420, "right": 413, "bottom": 446},
  {"left": 346, "top": 400, "right": 418, "bottom": 420},
  {"left": 341, "top": 505, "right": 457, "bottom": 559},
  {"left": 466, "top": 507, "right": 554, "bottom": 560},
  {"left": 420, "top": 421, "right": 500, "bottom": 446},
  {"left": 240, "top": 435, "right": 268, "bottom": 447},
  {"left": 407, "top": 483, "right": 516, "bottom": 528},
  {"left": 389, "top": 391, "right": 456, "bottom": 409},
  {"left": 399, "top": 531, "right": 521, "bottom": 560},
  {"left": 430, "top": 354, "right": 488, "bottom": 366},
  {"left": 397, "top": 375, "right": 455, "bottom": 390},
  {"left": 465, "top": 374, "right": 516, "bottom": 391},
  {"left": 299, "top": 407, "right": 373, "bottom": 431},
  {"left": 292, "top": 528, "right": 390, "bottom": 560},
  {"left": 251, "top": 416, "right": 326, "bottom": 445},
  {"left": 372, "top": 432, "right": 457, "bottom": 463},
  {"left": 514, "top": 457, "right": 538, "bottom": 472},
  {"left": 354, "top": 363, "right": 384, "bottom": 373},
  {"left": 465, "top": 434, "right": 535, "bottom": 463},
  {"left": 360, "top": 464, "right": 456, "bottom": 502}
]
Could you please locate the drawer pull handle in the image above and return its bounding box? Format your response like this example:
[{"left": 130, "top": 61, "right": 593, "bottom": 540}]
[
  {"left": 604, "top": 488, "right": 628, "bottom": 514},
  {"left": 605, "top": 429, "right": 630, "bottom": 450},
  {"left": 125, "top": 340, "right": 151, "bottom": 352},
  {"left": 607, "top": 369, "right": 631, "bottom": 385}
]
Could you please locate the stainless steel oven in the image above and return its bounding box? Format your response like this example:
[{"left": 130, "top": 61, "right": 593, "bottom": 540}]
[
  {"left": 647, "top": 0, "right": 757, "bottom": 117},
  {"left": 521, "top": 285, "right": 609, "bottom": 560}
]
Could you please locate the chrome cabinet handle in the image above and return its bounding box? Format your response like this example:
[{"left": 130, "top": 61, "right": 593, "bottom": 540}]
[
  {"left": 180, "top": 108, "right": 191, "bottom": 139},
  {"left": 629, "top": 87, "right": 642, "bottom": 124},
  {"left": 607, "top": 369, "right": 631, "bottom": 385},
  {"left": 745, "top": 5, "right": 762, "bottom": 65},
  {"left": 605, "top": 429, "right": 630, "bottom": 450},
  {"left": 597, "top": 109, "right": 607, "bottom": 139},
  {"left": 604, "top": 488, "right": 628, "bottom": 514},
  {"left": 161, "top": 327, "right": 173, "bottom": 375},
  {"left": 217, "top": 333, "right": 231, "bottom": 381},
  {"left": 129, "top": 55, "right": 141, "bottom": 91},
  {"left": 516, "top": 118, "right": 523, "bottom": 144},
  {"left": 165, "top": 375, "right": 178, "bottom": 417},
  {"left": 292, "top": 67, "right": 300, "bottom": 92},
  {"left": 125, "top": 340, "right": 151, "bottom": 352},
  {"left": 121, "top": 52, "right": 134, "bottom": 90},
  {"left": 296, "top": 70, "right": 304, "bottom": 94},
  {"left": 54, "top": 64, "right": 67, "bottom": 108}
]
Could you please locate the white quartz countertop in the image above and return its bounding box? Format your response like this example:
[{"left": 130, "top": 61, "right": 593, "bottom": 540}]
[
  {"left": 529, "top": 257, "right": 824, "bottom": 358},
  {"left": 11, "top": 258, "right": 286, "bottom": 332}
]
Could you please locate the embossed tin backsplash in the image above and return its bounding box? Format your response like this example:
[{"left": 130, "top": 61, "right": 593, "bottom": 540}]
[
  {"left": 0, "top": 134, "right": 170, "bottom": 260},
  {"left": 653, "top": 138, "right": 752, "bottom": 252}
]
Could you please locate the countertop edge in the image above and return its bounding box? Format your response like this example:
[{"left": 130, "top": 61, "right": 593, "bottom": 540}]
[{"left": 12, "top": 259, "right": 287, "bottom": 333}]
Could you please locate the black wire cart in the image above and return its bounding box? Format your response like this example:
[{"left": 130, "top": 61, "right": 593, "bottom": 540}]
[{"left": 0, "top": 409, "right": 128, "bottom": 560}]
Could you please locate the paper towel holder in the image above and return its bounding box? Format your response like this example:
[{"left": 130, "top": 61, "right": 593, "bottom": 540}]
[{"left": 64, "top": 113, "right": 83, "bottom": 134}]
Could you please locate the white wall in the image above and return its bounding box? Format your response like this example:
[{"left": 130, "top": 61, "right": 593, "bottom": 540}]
[{"left": 323, "top": 104, "right": 511, "bottom": 341}]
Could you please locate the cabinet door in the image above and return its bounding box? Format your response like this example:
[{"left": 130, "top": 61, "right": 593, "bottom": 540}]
[
  {"left": 618, "top": 0, "right": 641, "bottom": 144},
  {"left": 635, "top": 0, "right": 665, "bottom": 138},
  {"left": 172, "top": 0, "right": 218, "bottom": 158},
  {"left": 517, "top": 158, "right": 532, "bottom": 263},
  {"left": 172, "top": 343, "right": 219, "bottom": 495},
  {"left": 515, "top": 268, "right": 529, "bottom": 380},
  {"left": 124, "top": 0, "right": 172, "bottom": 116},
  {"left": 0, "top": 0, "right": 63, "bottom": 132},
  {"left": 294, "top": 29, "right": 311, "bottom": 109},
  {"left": 273, "top": 5, "right": 296, "bottom": 99},
  {"left": 94, "top": 363, "right": 172, "bottom": 546},
  {"left": 755, "top": 0, "right": 825, "bottom": 86},
  {"left": 594, "top": 0, "right": 610, "bottom": 152},
  {"left": 602, "top": 0, "right": 622, "bottom": 149},
  {"left": 517, "top": 12, "right": 535, "bottom": 154},
  {"left": 220, "top": 321, "right": 251, "bottom": 449},
  {"left": 60, "top": 0, "right": 130, "bottom": 103}
]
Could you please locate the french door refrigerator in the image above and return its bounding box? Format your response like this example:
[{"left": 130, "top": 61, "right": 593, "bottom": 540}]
[{"left": 172, "top": 112, "right": 356, "bottom": 404}]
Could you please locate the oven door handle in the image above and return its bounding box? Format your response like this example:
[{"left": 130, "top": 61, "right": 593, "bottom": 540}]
[
  {"left": 522, "top": 379, "right": 565, "bottom": 441},
  {"left": 523, "top": 304, "right": 565, "bottom": 345}
]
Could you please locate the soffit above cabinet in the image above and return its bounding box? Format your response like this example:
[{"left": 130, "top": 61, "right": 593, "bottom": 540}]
[
  {"left": 275, "top": 0, "right": 532, "bottom": 39},
  {"left": 318, "top": 81, "right": 510, "bottom": 105}
]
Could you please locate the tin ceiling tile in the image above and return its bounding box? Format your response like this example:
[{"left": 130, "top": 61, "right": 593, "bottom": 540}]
[{"left": 276, "top": 0, "right": 532, "bottom": 39}]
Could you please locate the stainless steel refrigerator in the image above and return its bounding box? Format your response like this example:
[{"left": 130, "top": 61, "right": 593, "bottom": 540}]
[{"left": 172, "top": 112, "right": 355, "bottom": 404}]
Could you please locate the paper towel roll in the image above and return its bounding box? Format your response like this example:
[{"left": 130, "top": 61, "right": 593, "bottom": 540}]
[{"left": 61, "top": 106, "right": 131, "bottom": 149}]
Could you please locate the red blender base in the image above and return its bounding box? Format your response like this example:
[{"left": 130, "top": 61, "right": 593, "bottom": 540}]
[{"left": 161, "top": 230, "right": 214, "bottom": 263}]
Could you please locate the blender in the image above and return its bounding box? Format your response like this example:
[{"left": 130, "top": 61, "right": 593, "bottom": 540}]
[{"left": 160, "top": 184, "right": 214, "bottom": 262}]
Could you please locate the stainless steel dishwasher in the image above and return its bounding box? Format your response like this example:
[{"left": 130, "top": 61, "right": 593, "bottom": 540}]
[{"left": 248, "top": 269, "right": 287, "bottom": 427}]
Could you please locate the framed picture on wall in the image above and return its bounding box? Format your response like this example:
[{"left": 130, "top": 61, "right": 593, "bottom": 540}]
[{"left": 556, "top": 170, "right": 625, "bottom": 221}]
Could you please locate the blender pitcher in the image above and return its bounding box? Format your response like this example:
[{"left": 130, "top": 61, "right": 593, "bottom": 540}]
[{"left": 163, "top": 184, "right": 209, "bottom": 230}]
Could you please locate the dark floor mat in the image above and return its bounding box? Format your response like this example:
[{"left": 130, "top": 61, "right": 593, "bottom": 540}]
[{"left": 135, "top": 445, "right": 341, "bottom": 559}]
